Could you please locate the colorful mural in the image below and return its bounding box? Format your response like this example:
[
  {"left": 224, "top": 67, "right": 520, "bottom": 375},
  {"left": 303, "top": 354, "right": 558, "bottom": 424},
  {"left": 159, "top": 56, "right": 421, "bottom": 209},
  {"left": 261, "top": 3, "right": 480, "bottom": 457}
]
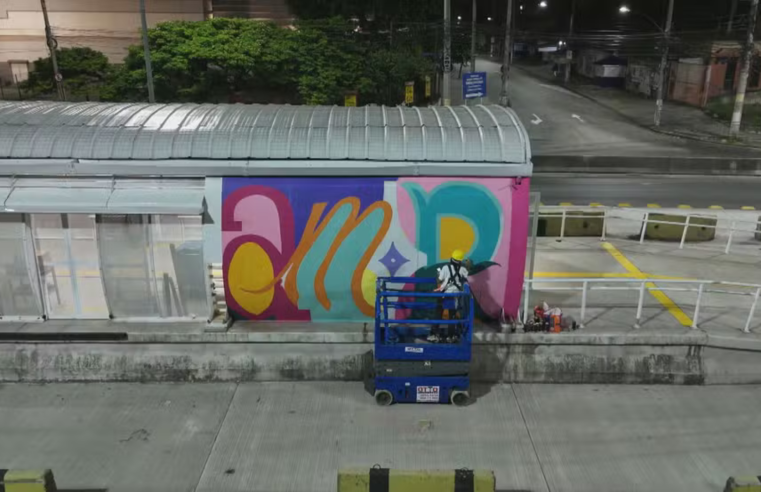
[{"left": 222, "top": 177, "right": 530, "bottom": 322}]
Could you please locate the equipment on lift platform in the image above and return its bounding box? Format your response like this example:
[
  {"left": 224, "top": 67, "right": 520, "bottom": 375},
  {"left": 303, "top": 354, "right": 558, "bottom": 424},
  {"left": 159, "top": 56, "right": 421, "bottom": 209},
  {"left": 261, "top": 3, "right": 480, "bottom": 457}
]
[{"left": 371, "top": 276, "right": 474, "bottom": 406}]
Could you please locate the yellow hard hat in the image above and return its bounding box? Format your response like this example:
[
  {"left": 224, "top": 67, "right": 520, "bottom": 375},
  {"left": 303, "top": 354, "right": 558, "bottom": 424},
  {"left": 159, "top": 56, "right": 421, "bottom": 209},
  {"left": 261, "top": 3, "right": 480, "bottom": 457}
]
[{"left": 451, "top": 249, "right": 465, "bottom": 261}]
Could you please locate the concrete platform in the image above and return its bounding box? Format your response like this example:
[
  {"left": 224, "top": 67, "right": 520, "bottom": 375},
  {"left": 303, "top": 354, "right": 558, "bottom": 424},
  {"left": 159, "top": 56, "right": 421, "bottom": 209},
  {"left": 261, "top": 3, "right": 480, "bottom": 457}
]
[{"left": 1, "top": 382, "right": 760, "bottom": 492}]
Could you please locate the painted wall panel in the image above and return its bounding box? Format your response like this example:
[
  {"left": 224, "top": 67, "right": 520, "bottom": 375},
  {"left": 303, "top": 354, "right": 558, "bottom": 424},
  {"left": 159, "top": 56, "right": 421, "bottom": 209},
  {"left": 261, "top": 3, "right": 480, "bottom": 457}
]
[{"left": 222, "top": 177, "right": 530, "bottom": 323}]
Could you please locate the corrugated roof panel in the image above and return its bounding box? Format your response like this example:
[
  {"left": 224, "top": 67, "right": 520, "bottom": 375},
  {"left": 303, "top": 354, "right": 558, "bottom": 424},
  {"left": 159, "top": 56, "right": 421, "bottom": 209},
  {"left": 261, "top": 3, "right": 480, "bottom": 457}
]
[{"left": 0, "top": 102, "right": 531, "bottom": 171}]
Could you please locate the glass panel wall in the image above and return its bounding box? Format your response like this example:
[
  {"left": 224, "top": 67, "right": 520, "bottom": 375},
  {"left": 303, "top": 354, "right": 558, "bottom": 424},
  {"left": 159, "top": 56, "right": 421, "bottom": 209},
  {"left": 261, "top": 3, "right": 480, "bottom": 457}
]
[
  {"left": 0, "top": 214, "right": 43, "bottom": 319},
  {"left": 152, "top": 215, "right": 207, "bottom": 319},
  {"left": 97, "top": 214, "right": 208, "bottom": 319},
  {"left": 31, "top": 214, "right": 109, "bottom": 319},
  {"left": 97, "top": 215, "right": 161, "bottom": 318}
]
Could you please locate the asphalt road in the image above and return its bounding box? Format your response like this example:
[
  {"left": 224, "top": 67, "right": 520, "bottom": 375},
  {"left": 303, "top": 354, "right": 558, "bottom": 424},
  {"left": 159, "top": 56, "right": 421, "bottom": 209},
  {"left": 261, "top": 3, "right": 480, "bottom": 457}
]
[
  {"left": 452, "top": 59, "right": 761, "bottom": 157},
  {"left": 533, "top": 174, "right": 761, "bottom": 208}
]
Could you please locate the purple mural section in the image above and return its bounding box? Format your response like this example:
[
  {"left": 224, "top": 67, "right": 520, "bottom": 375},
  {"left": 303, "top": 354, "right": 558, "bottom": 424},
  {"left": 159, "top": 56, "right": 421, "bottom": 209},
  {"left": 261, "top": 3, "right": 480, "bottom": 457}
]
[{"left": 221, "top": 177, "right": 530, "bottom": 323}]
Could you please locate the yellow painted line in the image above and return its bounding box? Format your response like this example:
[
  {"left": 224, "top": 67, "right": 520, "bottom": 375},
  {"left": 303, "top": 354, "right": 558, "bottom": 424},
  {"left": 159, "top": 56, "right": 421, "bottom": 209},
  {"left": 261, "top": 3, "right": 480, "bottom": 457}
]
[
  {"left": 601, "top": 242, "right": 693, "bottom": 327},
  {"left": 533, "top": 272, "right": 637, "bottom": 278},
  {"left": 647, "top": 203, "right": 661, "bottom": 209},
  {"left": 677, "top": 205, "right": 692, "bottom": 209},
  {"left": 559, "top": 202, "right": 574, "bottom": 207},
  {"left": 618, "top": 203, "right": 632, "bottom": 208},
  {"left": 741, "top": 206, "right": 756, "bottom": 211},
  {"left": 648, "top": 274, "right": 693, "bottom": 281},
  {"left": 589, "top": 202, "right": 603, "bottom": 207},
  {"left": 709, "top": 205, "right": 724, "bottom": 210}
]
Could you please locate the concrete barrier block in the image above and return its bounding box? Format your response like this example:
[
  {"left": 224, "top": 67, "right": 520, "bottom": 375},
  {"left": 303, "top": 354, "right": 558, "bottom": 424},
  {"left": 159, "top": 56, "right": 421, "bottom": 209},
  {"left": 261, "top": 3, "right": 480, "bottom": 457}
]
[
  {"left": 724, "top": 476, "right": 761, "bottom": 492},
  {"left": 644, "top": 214, "right": 716, "bottom": 242},
  {"left": 755, "top": 216, "right": 761, "bottom": 241},
  {"left": 538, "top": 212, "right": 604, "bottom": 237},
  {"left": 0, "top": 469, "right": 58, "bottom": 492},
  {"left": 338, "top": 468, "right": 495, "bottom": 492}
]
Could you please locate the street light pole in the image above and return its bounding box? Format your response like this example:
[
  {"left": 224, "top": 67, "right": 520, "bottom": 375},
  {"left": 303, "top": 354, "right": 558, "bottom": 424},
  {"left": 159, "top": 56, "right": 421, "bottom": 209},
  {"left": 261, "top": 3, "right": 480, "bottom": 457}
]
[
  {"left": 139, "top": 0, "right": 156, "bottom": 103},
  {"left": 654, "top": 0, "right": 675, "bottom": 127},
  {"left": 499, "top": 0, "right": 514, "bottom": 106},
  {"left": 443, "top": 0, "right": 452, "bottom": 106},
  {"left": 470, "top": 0, "right": 477, "bottom": 73},
  {"left": 564, "top": 0, "right": 576, "bottom": 84},
  {"left": 40, "top": 0, "right": 65, "bottom": 101},
  {"left": 730, "top": 0, "right": 760, "bottom": 138}
]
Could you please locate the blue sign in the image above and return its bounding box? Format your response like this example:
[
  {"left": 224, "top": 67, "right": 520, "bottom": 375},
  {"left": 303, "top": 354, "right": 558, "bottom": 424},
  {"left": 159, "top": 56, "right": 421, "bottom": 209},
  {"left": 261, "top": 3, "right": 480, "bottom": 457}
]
[{"left": 463, "top": 72, "right": 487, "bottom": 99}]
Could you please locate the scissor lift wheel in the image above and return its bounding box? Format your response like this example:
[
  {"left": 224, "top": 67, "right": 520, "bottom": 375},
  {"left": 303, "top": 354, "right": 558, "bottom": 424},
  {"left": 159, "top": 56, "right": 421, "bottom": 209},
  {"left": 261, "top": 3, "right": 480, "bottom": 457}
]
[
  {"left": 450, "top": 390, "right": 470, "bottom": 407},
  {"left": 375, "top": 389, "right": 393, "bottom": 406}
]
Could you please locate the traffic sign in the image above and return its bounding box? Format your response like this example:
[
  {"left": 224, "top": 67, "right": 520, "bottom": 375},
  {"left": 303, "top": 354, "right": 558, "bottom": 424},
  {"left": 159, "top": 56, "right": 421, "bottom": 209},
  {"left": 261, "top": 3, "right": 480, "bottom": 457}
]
[
  {"left": 405, "top": 81, "right": 414, "bottom": 105},
  {"left": 344, "top": 93, "right": 357, "bottom": 107},
  {"left": 463, "top": 72, "right": 487, "bottom": 99}
]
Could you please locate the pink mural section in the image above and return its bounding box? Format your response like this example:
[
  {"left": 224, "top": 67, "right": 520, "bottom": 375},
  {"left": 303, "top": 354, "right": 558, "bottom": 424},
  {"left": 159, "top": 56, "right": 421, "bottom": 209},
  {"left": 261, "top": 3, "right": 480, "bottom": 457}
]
[{"left": 221, "top": 177, "right": 530, "bottom": 322}]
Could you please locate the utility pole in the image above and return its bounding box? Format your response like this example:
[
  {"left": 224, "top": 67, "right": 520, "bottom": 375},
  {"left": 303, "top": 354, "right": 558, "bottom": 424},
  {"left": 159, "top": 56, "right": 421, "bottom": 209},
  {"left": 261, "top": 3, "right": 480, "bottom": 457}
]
[
  {"left": 727, "top": 0, "right": 739, "bottom": 35},
  {"left": 40, "top": 0, "right": 65, "bottom": 101},
  {"left": 139, "top": 0, "right": 156, "bottom": 103},
  {"left": 653, "top": 0, "right": 675, "bottom": 127},
  {"left": 564, "top": 0, "right": 576, "bottom": 84},
  {"left": 470, "top": 0, "right": 477, "bottom": 73},
  {"left": 443, "top": 0, "right": 452, "bottom": 106},
  {"left": 499, "top": 0, "right": 514, "bottom": 106},
  {"left": 730, "top": 0, "right": 760, "bottom": 138}
]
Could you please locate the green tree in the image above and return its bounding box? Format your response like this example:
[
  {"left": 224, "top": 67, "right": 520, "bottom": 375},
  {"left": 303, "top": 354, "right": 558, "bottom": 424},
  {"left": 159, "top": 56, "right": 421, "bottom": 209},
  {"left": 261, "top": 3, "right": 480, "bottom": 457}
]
[
  {"left": 24, "top": 47, "right": 110, "bottom": 99},
  {"left": 104, "top": 18, "right": 299, "bottom": 103}
]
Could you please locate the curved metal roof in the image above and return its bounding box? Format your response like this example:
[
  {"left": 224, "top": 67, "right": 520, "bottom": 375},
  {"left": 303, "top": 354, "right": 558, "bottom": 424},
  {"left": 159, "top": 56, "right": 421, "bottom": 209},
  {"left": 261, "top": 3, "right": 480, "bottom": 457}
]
[{"left": 0, "top": 101, "right": 532, "bottom": 177}]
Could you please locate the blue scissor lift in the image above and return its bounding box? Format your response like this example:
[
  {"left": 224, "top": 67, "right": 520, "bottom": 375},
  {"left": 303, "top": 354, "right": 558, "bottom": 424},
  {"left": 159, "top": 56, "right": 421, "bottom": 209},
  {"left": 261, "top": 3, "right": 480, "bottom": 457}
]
[{"left": 372, "top": 276, "right": 474, "bottom": 406}]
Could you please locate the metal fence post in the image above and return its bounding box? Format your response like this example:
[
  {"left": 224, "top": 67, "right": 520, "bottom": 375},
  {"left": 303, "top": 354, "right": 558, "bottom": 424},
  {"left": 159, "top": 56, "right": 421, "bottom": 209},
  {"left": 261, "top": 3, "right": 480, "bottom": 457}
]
[
  {"left": 640, "top": 212, "right": 649, "bottom": 244},
  {"left": 691, "top": 283, "right": 704, "bottom": 330},
  {"left": 679, "top": 215, "right": 691, "bottom": 249},
  {"left": 523, "top": 280, "right": 530, "bottom": 324},
  {"left": 580, "top": 280, "right": 588, "bottom": 328},
  {"left": 634, "top": 281, "right": 646, "bottom": 329},
  {"left": 560, "top": 209, "right": 567, "bottom": 242},
  {"left": 744, "top": 287, "right": 761, "bottom": 334},
  {"left": 601, "top": 209, "right": 608, "bottom": 242},
  {"left": 725, "top": 220, "right": 736, "bottom": 255}
]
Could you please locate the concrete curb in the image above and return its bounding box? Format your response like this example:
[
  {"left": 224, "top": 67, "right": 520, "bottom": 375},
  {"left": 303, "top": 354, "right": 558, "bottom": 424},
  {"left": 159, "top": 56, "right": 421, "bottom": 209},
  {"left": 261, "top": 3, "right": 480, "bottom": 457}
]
[
  {"left": 532, "top": 154, "right": 761, "bottom": 176},
  {"left": 514, "top": 64, "right": 761, "bottom": 153}
]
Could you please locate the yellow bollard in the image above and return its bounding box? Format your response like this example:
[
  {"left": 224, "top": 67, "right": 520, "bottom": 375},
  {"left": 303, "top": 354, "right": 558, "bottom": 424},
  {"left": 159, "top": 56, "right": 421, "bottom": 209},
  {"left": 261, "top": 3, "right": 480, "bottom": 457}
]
[
  {"left": 338, "top": 468, "right": 494, "bottom": 492},
  {"left": 0, "top": 469, "right": 58, "bottom": 492}
]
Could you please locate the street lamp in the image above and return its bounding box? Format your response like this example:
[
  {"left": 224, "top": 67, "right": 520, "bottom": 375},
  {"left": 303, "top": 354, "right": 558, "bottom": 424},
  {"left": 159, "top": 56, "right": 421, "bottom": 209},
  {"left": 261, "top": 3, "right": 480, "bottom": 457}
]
[
  {"left": 457, "top": 15, "right": 462, "bottom": 20},
  {"left": 487, "top": 16, "right": 492, "bottom": 21},
  {"left": 539, "top": 1, "right": 548, "bottom": 8},
  {"left": 617, "top": 2, "right": 675, "bottom": 127}
]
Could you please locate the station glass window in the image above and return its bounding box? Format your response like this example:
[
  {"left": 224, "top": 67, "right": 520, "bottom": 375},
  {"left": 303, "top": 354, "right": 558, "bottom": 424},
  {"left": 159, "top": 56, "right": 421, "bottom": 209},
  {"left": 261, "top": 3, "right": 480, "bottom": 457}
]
[
  {"left": 31, "top": 214, "right": 109, "bottom": 319},
  {"left": 0, "top": 214, "right": 43, "bottom": 319}
]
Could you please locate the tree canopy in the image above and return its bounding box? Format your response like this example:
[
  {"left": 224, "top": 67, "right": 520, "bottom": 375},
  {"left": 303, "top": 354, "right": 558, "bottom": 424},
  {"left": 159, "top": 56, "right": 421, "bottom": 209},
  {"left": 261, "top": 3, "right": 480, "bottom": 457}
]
[
  {"left": 103, "top": 17, "right": 434, "bottom": 106},
  {"left": 23, "top": 47, "right": 111, "bottom": 99}
]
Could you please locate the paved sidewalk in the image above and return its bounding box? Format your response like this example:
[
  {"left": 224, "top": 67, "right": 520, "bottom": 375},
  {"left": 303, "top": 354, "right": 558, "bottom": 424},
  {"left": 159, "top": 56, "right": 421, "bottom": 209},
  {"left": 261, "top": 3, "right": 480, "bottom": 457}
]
[
  {"left": 1, "top": 382, "right": 760, "bottom": 492},
  {"left": 516, "top": 62, "right": 761, "bottom": 149}
]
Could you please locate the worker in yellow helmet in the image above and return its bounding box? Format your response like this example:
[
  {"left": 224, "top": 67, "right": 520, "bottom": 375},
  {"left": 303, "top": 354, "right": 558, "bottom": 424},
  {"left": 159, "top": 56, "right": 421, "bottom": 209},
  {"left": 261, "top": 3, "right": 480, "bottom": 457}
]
[{"left": 429, "top": 249, "right": 470, "bottom": 342}]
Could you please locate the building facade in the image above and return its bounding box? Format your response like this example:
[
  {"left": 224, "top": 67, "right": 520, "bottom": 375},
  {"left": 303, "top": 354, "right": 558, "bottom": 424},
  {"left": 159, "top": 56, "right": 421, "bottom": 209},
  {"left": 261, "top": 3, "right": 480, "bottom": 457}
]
[
  {"left": 0, "top": 0, "right": 293, "bottom": 87},
  {"left": 0, "top": 102, "right": 533, "bottom": 325}
]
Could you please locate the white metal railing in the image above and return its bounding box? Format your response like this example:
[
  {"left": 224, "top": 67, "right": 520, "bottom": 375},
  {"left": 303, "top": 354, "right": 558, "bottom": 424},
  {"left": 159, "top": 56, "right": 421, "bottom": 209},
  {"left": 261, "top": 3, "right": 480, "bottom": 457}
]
[
  {"left": 534, "top": 207, "right": 760, "bottom": 254},
  {"left": 521, "top": 277, "right": 761, "bottom": 333}
]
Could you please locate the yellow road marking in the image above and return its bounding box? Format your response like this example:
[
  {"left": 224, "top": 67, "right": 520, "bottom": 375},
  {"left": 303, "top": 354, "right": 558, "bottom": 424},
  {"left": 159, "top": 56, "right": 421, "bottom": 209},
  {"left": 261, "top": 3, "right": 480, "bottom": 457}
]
[
  {"left": 533, "top": 272, "right": 637, "bottom": 278},
  {"left": 559, "top": 202, "right": 573, "bottom": 207},
  {"left": 618, "top": 203, "right": 632, "bottom": 208},
  {"left": 741, "top": 206, "right": 756, "bottom": 211},
  {"left": 709, "top": 205, "right": 723, "bottom": 210},
  {"left": 589, "top": 202, "right": 603, "bottom": 207},
  {"left": 601, "top": 242, "right": 693, "bottom": 327},
  {"left": 647, "top": 203, "right": 661, "bottom": 209},
  {"left": 677, "top": 205, "right": 691, "bottom": 209}
]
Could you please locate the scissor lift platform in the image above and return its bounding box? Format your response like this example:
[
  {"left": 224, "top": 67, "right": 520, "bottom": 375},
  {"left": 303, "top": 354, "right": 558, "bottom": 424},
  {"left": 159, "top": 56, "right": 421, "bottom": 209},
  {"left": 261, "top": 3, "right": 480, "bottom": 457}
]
[{"left": 372, "top": 277, "right": 474, "bottom": 406}]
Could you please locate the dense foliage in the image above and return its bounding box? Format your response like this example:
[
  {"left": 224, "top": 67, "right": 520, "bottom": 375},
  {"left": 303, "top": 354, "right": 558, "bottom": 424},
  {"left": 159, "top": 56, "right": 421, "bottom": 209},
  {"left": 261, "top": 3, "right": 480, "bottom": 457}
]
[
  {"left": 87, "top": 17, "right": 432, "bottom": 106},
  {"left": 23, "top": 47, "right": 111, "bottom": 99}
]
